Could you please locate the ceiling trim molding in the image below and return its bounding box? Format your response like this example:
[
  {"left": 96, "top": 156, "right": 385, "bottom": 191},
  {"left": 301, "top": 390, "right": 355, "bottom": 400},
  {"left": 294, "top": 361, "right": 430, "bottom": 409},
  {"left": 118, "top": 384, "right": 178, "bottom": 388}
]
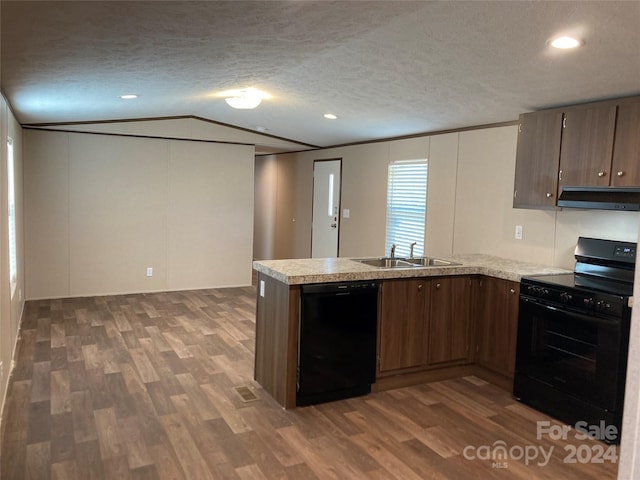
[
  {"left": 22, "top": 125, "right": 262, "bottom": 149},
  {"left": 22, "top": 114, "right": 320, "bottom": 150},
  {"left": 254, "top": 119, "right": 521, "bottom": 157},
  {"left": 190, "top": 115, "right": 319, "bottom": 149},
  {"left": 319, "top": 119, "right": 520, "bottom": 150},
  {"left": 24, "top": 117, "right": 522, "bottom": 158},
  {"left": 532, "top": 93, "right": 640, "bottom": 113}
]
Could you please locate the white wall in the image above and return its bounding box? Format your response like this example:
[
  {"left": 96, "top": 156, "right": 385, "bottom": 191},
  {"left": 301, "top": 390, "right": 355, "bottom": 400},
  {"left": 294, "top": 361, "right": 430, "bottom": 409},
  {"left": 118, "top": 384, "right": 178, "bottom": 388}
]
[
  {"left": 253, "top": 154, "right": 306, "bottom": 260},
  {"left": 453, "top": 126, "right": 560, "bottom": 264},
  {"left": 253, "top": 155, "right": 277, "bottom": 260},
  {"left": 166, "top": 140, "right": 254, "bottom": 290},
  {"left": 277, "top": 154, "right": 309, "bottom": 259},
  {"left": 0, "top": 95, "right": 25, "bottom": 412},
  {"left": 255, "top": 125, "right": 640, "bottom": 268},
  {"left": 424, "top": 133, "right": 457, "bottom": 257},
  {"left": 553, "top": 209, "right": 639, "bottom": 268},
  {"left": 24, "top": 129, "right": 254, "bottom": 299}
]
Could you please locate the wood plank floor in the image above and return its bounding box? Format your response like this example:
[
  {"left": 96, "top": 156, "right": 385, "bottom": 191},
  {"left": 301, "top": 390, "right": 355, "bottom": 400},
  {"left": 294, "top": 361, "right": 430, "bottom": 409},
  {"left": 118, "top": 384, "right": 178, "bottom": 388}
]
[{"left": 0, "top": 286, "right": 619, "bottom": 479}]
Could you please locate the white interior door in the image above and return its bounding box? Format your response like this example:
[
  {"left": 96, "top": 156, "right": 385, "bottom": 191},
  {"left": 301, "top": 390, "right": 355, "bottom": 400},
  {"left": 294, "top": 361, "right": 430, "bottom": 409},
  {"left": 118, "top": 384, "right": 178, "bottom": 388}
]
[{"left": 311, "top": 159, "right": 341, "bottom": 258}]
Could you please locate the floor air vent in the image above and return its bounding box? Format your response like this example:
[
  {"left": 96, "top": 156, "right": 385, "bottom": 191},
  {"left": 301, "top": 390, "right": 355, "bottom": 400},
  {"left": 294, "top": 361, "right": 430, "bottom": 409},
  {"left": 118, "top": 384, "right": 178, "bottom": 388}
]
[{"left": 234, "top": 385, "right": 259, "bottom": 403}]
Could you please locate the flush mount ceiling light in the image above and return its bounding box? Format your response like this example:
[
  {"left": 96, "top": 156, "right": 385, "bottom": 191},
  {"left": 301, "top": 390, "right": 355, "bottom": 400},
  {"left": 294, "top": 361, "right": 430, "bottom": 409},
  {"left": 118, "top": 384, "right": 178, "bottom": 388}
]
[
  {"left": 550, "top": 35, "right": 583, "bottom": 49},
  {"left": 219, "top": 88, "right": 269, "bottom": 109},
  {"left": 120, "top": 94, "right": 138, "bottom": 99},
  {"left": 323, "top": 113, "right": 337, "bottom": 120},
  {"left": 226, "top": 95, "right": 261, "bottom": 109}
]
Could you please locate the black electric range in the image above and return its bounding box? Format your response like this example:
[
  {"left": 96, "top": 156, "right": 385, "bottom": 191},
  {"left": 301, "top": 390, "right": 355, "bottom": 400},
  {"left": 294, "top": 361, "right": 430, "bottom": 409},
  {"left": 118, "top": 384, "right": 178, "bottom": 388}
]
[{"left": 514, "top": 237, "right": 636, "bottom": 444}]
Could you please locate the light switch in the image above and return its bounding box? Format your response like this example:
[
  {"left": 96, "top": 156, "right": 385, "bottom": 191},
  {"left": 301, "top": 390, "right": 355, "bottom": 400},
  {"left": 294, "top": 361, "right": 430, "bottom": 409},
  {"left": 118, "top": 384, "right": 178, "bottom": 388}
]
[
  {"left": 343, "top": 209, "right": 350, "bottom": 218},
  {"left": 260, "top": 280, "right": 265, "bottom": 297}
]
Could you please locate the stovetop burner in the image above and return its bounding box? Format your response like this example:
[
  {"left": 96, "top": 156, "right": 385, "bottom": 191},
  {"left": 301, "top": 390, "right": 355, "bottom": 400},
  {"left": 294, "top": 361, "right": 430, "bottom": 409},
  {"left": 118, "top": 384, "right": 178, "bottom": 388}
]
[
  {"left": 520, "top": 237, "right": 636, "bottom": 318},
  {"left": 523, "top": 272, "right": 634, "bottom": 298}
]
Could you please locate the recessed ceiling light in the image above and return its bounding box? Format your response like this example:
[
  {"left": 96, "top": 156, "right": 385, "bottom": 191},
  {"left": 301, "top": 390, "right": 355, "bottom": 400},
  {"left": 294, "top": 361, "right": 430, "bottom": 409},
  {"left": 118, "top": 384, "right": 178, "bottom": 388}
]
[
  {"left": 255, "top": 126, "right": 267, "bottom": 132},
  {"left": 550, "top": 36, "right": 583, "bottom": 49},
  {"left": 120, "top": 94, "right": 138, "bottom": 100},
  {"left": 324, "top": 113, "right": 337, "bottom": 120}
]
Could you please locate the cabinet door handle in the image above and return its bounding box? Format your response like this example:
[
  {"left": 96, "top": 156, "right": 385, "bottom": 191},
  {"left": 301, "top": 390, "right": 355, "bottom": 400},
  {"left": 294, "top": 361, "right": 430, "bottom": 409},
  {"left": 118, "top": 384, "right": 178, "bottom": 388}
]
[
  {"left": 435, "top": 283, "right": 441, "bottom": 289},
  {"left": 510, "top": 288, "right": 516, "bottom": 294},
  {"left": 418, "top": 284, "right": 423, "bottom": 291},
  {"left": 617, "top": 171, "right": 625, "bottom": 177},
  {"left": 598, "top": 171, "right": 606, "bottom": 177},
  {"left": 546, "top": 192, "right": 553, "bottom": 198}
]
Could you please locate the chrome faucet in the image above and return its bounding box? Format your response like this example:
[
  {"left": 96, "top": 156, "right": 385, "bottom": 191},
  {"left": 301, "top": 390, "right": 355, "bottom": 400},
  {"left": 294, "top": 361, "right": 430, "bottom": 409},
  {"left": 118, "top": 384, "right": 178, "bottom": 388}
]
[
  {"left": 390, "top": 244, "right": 396, "bottom": 258},
  {"left": 409, "top": 242, "right": 417, "bottom": 259}
]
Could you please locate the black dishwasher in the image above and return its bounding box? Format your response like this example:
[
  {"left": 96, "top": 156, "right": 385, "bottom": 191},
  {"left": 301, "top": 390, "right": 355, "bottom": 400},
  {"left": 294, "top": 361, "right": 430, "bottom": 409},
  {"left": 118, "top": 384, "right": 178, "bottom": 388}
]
[{"left": 297, "top": 280, "right": 379, "bottom": 406}]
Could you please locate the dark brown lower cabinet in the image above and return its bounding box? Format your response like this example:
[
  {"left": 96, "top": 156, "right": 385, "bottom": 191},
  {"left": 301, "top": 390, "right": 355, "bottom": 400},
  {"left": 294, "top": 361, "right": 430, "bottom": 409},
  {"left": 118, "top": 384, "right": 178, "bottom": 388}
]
[
  {"left": 378, "top": 278, "right": 429, "bottom": 373},
  {"left": 475, "top": 276, "right": 520, "bottom": 378},
  {"left": 378, "top": 276, "right": 473, "bottom": 376},
  {"left": 427, "top": 276, "right": 472, "bottom": 365}
]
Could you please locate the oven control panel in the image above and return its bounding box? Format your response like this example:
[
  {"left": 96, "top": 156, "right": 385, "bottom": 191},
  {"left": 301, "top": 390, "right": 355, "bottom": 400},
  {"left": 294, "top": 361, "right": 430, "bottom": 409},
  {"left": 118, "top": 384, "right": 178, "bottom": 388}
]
[
  {"left": 575, "top": 237, "right": 637, "bottom": 265},
  {"left": 614, "top": 244, "right": 636, "bottom": 259}
]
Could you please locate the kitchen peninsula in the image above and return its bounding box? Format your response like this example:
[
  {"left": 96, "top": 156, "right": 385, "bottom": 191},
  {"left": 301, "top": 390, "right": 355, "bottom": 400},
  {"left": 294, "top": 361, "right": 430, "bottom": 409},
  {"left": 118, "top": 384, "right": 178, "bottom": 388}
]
[{"left": 253, "top": 255, "right": 568, "bottom": 409}]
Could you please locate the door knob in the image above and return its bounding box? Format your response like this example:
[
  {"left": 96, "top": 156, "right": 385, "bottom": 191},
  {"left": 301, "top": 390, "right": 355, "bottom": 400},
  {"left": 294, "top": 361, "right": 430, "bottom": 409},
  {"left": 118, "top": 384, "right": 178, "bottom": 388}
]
[
  {"left": 546, "top": 193, "right": 553, "bottom": 198},
  {"left": 330, "top": 223, "right": 337, "bottom": 228}
]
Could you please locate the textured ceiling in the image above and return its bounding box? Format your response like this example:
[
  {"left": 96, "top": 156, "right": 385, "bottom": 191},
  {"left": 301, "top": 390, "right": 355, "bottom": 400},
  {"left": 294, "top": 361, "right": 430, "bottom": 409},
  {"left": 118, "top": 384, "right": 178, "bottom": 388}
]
[{"left": 2, "top": 1, "right": 640, "bottom": 150}]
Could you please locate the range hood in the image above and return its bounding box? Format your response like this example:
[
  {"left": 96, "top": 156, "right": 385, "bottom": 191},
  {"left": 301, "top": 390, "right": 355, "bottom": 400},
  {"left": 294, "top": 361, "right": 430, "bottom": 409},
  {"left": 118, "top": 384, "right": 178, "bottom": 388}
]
[{"left": 558, "top": 186, "right": 640, "bottom": 211}]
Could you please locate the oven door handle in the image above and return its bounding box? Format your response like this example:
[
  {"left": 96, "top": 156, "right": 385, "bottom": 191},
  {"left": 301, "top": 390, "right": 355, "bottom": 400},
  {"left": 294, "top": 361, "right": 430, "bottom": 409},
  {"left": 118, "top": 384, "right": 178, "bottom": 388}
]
[{"left": 521, "top": 297, "right": 621, "bottom": 326}]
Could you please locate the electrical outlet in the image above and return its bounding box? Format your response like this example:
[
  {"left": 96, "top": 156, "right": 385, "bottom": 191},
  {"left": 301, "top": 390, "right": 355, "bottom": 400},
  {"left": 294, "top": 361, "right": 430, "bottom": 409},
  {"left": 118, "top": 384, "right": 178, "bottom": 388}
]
[
  {"left": 259, "top": 280, "right": 265, "bottom": 297},
  {"left": 515, "top": 225, "right": 523, "bottom": 240},
  {"left": 146, "top": 267, "right": 153, "bottom": 277}
]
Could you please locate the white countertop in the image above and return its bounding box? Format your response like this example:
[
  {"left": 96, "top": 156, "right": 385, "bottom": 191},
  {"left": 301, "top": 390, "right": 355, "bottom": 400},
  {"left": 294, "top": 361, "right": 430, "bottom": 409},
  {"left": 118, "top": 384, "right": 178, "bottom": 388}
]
[{"left": 252, "top": 253, "right": 571, "bottom": 285}]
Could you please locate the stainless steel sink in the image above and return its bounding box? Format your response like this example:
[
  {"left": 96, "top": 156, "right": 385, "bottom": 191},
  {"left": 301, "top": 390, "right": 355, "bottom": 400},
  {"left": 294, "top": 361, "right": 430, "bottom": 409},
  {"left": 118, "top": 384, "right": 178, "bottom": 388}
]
[
  {"left": 406, "top": 257, "right": 461, "bottom": 267},
  {"left": 354, "top": 256, "right": 460, "bottom": 268},
  {"left": 355, "top": 257, "right": 416, "bottom": 268}
]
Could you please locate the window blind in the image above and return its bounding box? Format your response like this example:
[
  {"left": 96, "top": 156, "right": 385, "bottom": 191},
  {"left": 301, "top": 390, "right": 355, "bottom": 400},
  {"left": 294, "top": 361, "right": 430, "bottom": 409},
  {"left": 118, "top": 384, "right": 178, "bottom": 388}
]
[{"left": 385, "top": 159, "right": 427, "bottom": 258}]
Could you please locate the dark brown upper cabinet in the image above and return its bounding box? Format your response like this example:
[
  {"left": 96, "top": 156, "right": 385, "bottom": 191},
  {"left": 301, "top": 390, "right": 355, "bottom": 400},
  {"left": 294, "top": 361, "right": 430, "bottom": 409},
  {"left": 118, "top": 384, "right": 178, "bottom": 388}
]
[
  {"left": 611, "top": 100, "right": 640, "bottom": 186},
  {"left": 558, "top": 104, "right": 617, "bottom": 189},
  {"left": 513, "top": 110, "right": 563, "bottom": 208},
  {"left": 513, "top": 95, "right": 640, "bottom": 209}
]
